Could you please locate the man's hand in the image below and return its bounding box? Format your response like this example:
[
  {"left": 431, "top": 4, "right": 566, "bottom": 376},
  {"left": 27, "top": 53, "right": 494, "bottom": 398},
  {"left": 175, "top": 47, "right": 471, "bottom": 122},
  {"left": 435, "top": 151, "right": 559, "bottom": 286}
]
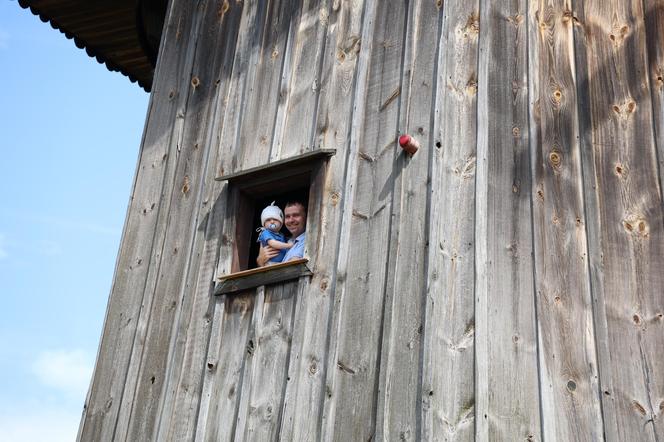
[{"left": 257, "top": 245, "right": 279, "bottom": 267}]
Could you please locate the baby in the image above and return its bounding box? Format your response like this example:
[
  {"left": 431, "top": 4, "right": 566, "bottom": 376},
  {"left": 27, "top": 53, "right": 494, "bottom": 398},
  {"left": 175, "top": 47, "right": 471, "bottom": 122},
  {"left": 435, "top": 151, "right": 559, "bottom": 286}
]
[{"left": 257, "top": 202, "right": 292, "bottom": 265}]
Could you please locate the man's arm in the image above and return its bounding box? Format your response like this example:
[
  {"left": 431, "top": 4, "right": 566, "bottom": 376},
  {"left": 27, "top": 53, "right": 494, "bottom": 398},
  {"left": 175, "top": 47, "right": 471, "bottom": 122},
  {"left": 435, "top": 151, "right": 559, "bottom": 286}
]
[{"left": 257, "top": 245, "right": 279, "bottom": 267}]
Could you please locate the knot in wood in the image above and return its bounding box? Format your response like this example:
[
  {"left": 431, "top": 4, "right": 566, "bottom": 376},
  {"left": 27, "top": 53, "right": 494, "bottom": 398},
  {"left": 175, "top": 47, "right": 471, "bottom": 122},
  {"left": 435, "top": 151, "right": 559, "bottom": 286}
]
[
  {"left": 507, "top": 13, "right": 524, "bottom": 27},
  {"left": 218, "top": 0, "right": 229, "bottom": 17},
  {"left": 462, "top": 13, "right": 480, "bottom": 37},
  {"left": 562, "top": 9, "right": 579, "bottom": 25},
  {"left": 614, "top": 163, "right": 627, "bottom": 177},
  {"left": 622, "top": 215, "right": 649, "bottom": 237},
  {"left": 191, "top": 76, "right": 200, "bottom": 89},
  {"left": 656, "top": 72, "right": 664, "bottom": 88},
  {"left": 548, "top": 150, "right": 562, "bottom": 169},
  {"left": 552, "top": 89, "right": 562, "bottom": 105},
  {"left": 466, "top": 75, "right": 478, "bottom": 95},
  {"left": 566, "top": 380, "right": 577, "bottom": 392},
  {"left": 609, "top": 24, "right": 629, "bottom": 46},
  {"left": 330, "top": 191, "right": 341, "bottom": 206},
  {"left": 632, "top": 400, "right": 647, "bottom": 416}
]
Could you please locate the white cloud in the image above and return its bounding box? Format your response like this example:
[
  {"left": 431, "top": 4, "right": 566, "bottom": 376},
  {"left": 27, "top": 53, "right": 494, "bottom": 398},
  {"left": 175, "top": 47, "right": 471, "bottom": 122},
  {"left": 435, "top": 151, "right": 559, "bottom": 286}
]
[
  {"left": 0, "top": 407, "right": 81, "bottom": 442},
  {"left": 31, "top": 349, "right": 93, "bottom": 399},
  {"left": 0, "top": 350, "right": 92, "bottom": 441}
]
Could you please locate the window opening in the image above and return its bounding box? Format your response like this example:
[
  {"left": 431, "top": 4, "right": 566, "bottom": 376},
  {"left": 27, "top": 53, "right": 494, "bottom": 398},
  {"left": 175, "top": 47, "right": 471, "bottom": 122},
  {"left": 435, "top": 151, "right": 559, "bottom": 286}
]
[
  {"left": 246, "top": 186, "right": 310, "bottom": 270},
  {"left": 214, "top": 149, "right": 335, "bottom": 295}
]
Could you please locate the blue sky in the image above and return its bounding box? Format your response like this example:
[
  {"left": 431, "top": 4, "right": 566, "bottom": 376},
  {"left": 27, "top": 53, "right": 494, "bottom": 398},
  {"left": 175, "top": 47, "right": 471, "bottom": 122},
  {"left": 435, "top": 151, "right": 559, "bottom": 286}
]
[{"left": 0, "top": 2, "right": 149, "bottom": 440}]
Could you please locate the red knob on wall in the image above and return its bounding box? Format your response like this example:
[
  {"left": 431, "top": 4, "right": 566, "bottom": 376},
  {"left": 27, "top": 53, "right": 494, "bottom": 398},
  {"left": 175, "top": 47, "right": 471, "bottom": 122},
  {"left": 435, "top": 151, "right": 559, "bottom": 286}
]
[{"left": 399, "top": 134, "right": 419, "bottom": 155}]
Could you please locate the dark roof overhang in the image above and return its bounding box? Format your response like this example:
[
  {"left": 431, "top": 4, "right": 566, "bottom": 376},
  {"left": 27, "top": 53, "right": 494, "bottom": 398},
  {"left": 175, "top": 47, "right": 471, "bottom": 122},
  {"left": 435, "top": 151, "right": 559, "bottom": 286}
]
[{"left": 18, "top": 0, "right": 168, "bottom": 92}]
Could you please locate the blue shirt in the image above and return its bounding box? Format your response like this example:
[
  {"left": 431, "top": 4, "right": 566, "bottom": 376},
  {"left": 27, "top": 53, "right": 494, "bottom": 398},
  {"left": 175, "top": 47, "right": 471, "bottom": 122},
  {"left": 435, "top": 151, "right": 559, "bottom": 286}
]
[
  {"left": 282, "top": 232, "right": 306, "bottom": 262},
  {"left": 258, "top": 229, "right": 288, "bottom": 263}
]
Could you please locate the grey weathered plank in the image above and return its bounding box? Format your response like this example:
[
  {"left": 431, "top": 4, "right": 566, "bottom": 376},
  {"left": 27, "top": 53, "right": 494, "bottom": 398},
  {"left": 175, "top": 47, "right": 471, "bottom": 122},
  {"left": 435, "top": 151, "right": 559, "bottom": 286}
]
[
  {"left": 475, "top": 0, "right": 542, "bottom": 439},
  {"left": 374, "top": 0, "right": 442, "bottom": 439},
  {"left": 421, "top": 0, "right": 479, "bottom": 440},
  {"left": 77, "top": 1, "right": 206, "bottom": 441},
  {"left": 119, "top": 0, "right": 230, "bottom": 437},
  {"left": 527, "top": 1, "right": 604, "bottom": 439},
  {"left": 320, "top": 0, "right": 407, "bottom": 439},
  {"left": 646, "top": 35, "right": 664, "bottom": 436},
  {"left": 644, "top": 8, "right": 664, "bottom": 433},
  {"left": 278, "top": 0, "right": 369, "bottom": 439},
  {"left": 573, "top": 0, "right": 664, "bottom": 440},
  {"left": 235, "top": 0, "right": 300, "bottom": 171},
  {"left": 200, "top": 293, "right": 255, "bottom": 442},
  {"left": 193, "top": 1, "right": 265, "bottom": 439},
  {"left": 152, "top": 2, "right": 245, "bottom": 440},
  {"left": 644, "top": 0, "right": 664, "bottom": 214},
  {"left": 273, "top": 0, "right": 329, "bottom": 160},
  {"left": 233, "top": 282, "right": 298, "bottom": 441},
  {"left": 225, "top": 2, "right": 305, "bottom": 439}
]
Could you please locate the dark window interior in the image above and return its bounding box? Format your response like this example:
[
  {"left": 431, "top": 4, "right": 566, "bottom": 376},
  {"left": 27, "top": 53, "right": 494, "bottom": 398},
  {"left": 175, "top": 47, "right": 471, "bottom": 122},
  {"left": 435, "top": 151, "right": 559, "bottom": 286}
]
[
  {"left": 246, "top": 186, "right": 310, "bottom": 269},
  {"left": 235, "top": 170, "right": 311, "bottom": 271}
]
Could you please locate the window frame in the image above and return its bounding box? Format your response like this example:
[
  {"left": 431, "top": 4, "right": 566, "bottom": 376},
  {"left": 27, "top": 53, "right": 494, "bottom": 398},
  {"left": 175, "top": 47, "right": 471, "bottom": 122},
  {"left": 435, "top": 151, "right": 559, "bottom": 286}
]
[{"left": 213, "top": 149, "right": 335, "bottom": 295}]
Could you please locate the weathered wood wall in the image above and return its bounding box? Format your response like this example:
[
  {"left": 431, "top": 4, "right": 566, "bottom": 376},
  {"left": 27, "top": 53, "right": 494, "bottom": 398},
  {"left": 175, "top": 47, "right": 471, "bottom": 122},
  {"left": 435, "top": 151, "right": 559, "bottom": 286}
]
[{"left": 79, "top": 0, "right": 664, "bottom": 440}]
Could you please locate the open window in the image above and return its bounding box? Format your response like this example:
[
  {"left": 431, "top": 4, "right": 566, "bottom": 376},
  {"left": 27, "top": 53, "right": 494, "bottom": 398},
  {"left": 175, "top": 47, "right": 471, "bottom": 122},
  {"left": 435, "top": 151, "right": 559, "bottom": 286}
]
[{"left": 214, "top": 149, "right": 334, "bottom": 295}]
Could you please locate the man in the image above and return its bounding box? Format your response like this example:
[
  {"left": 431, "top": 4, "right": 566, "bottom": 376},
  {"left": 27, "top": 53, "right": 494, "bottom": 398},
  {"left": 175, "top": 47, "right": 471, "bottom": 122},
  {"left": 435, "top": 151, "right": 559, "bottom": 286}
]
[{"left": 256, "top": 200, "right": 306, "bottom": 266}]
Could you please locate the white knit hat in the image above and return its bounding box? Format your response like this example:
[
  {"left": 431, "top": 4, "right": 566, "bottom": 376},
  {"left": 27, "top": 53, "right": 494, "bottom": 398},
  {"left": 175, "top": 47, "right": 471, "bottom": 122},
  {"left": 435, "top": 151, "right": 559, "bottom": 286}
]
[{"left": 261, "top": 202, "right": 284, "bottom": 225}]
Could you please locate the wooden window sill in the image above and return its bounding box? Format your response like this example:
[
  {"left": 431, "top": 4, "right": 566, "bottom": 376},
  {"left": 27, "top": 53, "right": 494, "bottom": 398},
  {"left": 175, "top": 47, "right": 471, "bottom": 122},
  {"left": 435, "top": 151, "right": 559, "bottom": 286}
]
[{"left": 214, "top": 258, "right": 312, "bottom": 295}]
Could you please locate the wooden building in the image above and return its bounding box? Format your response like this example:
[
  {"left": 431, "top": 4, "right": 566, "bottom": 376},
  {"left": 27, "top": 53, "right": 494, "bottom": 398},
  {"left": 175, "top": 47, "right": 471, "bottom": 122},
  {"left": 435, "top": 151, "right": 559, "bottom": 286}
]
[{"left": 22, "top": 0, "right": 664, "bottom": 440}]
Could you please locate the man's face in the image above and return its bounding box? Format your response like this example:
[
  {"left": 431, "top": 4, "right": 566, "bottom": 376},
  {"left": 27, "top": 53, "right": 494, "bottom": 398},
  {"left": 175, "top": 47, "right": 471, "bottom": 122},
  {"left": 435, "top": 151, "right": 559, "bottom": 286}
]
[{"left": 284, "top": 203, "right": 306, "bottom": 237}]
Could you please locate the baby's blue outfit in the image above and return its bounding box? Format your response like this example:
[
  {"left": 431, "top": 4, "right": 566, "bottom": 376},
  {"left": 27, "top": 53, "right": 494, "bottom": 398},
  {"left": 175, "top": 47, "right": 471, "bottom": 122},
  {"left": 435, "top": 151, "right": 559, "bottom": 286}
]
[{"left": 258, "top": 229, "right": 288, "bottom": 264}]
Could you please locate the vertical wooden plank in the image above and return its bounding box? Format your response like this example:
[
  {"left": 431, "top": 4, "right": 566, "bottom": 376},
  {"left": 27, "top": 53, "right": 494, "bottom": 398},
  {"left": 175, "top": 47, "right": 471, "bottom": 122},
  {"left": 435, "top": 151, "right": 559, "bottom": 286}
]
[
  {"left": 278, "top": 0, "right": 368, "bottom": 439},
  {"left": 233, "top": 282, "right": 298, "bottom": 441},
  {"left": 527, "top": 0, "right": 604, "bottom": 439},
  {"left": 78, "top": 1, "right": 206, "bottom": 440},
  {"left": 153, "top": 2, "right": 245, "bottom": 440},
  {"left": 194, "top": 1, "right": 264, "bottom": 439},
  {"left": 115, "top": 0, "right": 237, "bottom": 438},
  {"left": 644, "top": 0, "right": 664, "bottom": 209},
  {"left": 573, "top": 0, "right": 664, "bottom": 439},
  {"left": 374, "top": 0, "right": 442, "bottom": 439},
  {"left": 644, "top": 5, "right": 664, "bottom": 431},
  {"left": 421, "top": 0, "right": 479, "bottom": 440},
  {"left": 198, "top": 294, "right": 254, "bottom": 442},
  {"left": 236, "top": 0, "right": 300, "bottom": 170},
  {"left": 272, "top": 0, "right": 328, "bottom": 160},
  {"left": 320, "top": 0, "right": 408, "bottom": 439},
  {"left": 475, "top": 0, "right": 542, "bottom": 439}
]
